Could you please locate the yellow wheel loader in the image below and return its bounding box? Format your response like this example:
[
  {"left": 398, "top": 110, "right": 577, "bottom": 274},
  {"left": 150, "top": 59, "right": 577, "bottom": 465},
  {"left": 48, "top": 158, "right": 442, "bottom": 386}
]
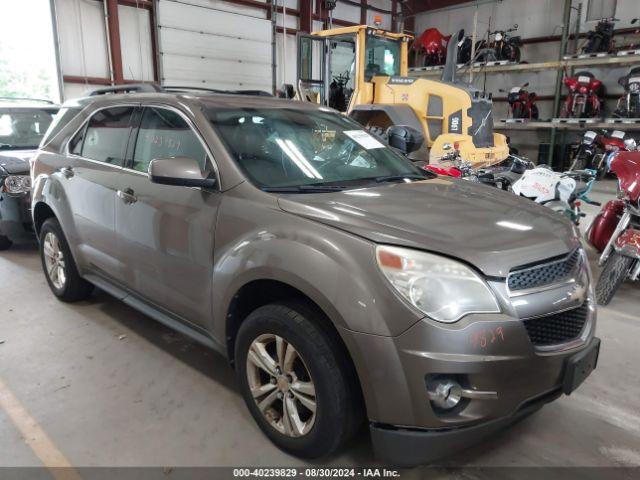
[{"left": 295, "top": 25, "right": 509, "bottom": 166}]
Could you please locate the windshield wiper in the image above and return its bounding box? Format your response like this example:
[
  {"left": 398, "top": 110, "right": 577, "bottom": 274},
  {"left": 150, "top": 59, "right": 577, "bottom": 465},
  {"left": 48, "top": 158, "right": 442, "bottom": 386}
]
[
  {"left": 374, "top": 173, "right": 433, "bottom": 183},
  {"left": 262, "top": 185, "right": 348, "bottom": 193}
]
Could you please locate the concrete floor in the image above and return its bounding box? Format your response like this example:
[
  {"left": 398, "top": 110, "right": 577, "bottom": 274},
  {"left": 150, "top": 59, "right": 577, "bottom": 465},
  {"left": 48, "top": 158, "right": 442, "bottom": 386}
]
[{"left": 0, "top": 180, "right": 638, "bottom": 476}]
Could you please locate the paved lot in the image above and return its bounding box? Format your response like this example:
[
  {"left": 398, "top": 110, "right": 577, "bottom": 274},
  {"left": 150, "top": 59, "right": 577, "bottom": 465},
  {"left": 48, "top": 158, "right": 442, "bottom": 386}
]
[{"left": 0, "top": 180, "right": 638, "bottom": 478}]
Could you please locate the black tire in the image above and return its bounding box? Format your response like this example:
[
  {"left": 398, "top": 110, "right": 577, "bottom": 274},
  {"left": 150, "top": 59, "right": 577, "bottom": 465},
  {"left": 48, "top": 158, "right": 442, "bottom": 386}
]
[
  {"left": 0, "top": 235, "right": 12, "bottom": 251},
  {"left": 531, "top": 104, "right": 539, "bottom": 120},
  {"left": 570, "top": 152, "right": 587, "bottom": 171},
  {"left": 39, "top": 217, "right": 93, "bottom": 302},
  {"left": 235, "top": 301, "right": 362, "bottom": 459},
  {"left": 596, "top": 253, "right": 634, "bottom": 305},
  {"left": 511, "top": 46, "right": 521, "bottom": 63}
]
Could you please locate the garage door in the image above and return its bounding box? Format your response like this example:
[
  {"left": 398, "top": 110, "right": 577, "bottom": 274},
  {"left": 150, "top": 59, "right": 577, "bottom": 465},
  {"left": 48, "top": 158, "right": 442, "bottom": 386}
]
[{"left": 157, "top": 0, "right": 273, "bottom": 92}]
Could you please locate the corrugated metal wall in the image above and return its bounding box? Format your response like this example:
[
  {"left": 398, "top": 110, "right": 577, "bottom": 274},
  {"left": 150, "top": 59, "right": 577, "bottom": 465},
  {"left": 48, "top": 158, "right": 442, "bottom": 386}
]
[{"left": 157, "top": 0, "right": 273, "bottom": 91}]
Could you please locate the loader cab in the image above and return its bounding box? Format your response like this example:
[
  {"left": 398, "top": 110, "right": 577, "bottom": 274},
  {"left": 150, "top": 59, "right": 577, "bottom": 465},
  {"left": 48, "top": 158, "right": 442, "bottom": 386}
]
[{"left": 297, "top": 26, "right": 409, "bottom": 112}]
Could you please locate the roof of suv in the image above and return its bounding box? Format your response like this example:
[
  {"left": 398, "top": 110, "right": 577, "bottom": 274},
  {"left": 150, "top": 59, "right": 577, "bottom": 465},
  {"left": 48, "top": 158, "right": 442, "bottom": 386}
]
[{"left": 65, "top": 84, "right": 326, "bottom": 112}]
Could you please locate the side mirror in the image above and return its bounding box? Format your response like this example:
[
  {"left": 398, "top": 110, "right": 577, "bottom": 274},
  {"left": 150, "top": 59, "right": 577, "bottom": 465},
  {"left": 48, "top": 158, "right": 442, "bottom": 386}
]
[
  {"left": 386, "top": 125, "right": 424, "bottom": 154},
  {"left": 148, "top": 157, "right": 216, "bottom": 189}
]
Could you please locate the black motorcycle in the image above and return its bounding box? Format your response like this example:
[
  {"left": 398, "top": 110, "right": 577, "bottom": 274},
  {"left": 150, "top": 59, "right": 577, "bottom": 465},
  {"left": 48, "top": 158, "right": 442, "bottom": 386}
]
[
  {"left": 475, "top": 25, "right": 522, "bottom": 62},
  {"left": 569, "top": 130, "right": 598, "bottom": 171},
  {"left": 583, "top": 17, "right": 618, "bottom": 53},
  {"left": 614, "top": 66, "right": 640, "bottom": 118}
]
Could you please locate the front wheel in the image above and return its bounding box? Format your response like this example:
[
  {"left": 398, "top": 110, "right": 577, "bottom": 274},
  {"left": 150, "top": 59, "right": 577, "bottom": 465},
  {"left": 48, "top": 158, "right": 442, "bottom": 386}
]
[
  {"left": 235, "top": 302, "right": 362, "bottom": 459},
  {"left": 596, "top": 253, "right": 634, "bottom": 305},
  {"left": 39, "top": 218, "right": 94, "bottom": 302}
]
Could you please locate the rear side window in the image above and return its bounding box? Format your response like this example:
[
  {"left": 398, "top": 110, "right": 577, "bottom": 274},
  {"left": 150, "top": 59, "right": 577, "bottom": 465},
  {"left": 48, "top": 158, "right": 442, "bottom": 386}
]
[
  {"left": 80, "top": 107, "right": 135, "bottom": 166},
  {"left": 131, "top": 107, "right": 208, "bottom": 173}
]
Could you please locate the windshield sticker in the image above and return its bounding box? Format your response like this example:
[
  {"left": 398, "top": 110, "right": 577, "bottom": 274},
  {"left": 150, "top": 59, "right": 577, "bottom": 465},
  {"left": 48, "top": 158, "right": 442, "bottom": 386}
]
[{"left": 343, "top": 130, "right": 385, "bottom": 149}]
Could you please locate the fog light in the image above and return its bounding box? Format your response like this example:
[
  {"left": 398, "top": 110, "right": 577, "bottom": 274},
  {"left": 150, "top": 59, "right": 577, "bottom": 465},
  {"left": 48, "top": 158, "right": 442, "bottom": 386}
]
[{"left": 427, "top": 378, "right": 463, "bottom": 410}]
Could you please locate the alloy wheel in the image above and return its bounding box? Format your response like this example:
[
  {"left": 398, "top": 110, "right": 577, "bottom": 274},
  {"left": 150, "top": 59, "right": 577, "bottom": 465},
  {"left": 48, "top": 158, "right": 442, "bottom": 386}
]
[
  {"left": 43, "top": 232, "right": 66, "bottom": 290},
  {"left": 246, "top": 334, "right": 317, "bottom": 437}
]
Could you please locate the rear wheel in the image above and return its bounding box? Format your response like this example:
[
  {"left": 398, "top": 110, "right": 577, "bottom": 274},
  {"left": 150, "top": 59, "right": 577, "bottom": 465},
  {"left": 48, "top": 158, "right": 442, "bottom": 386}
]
[
  {"left": 39, "top": 218, "right": 93, "bottom": 302},
  {"left": 596, "top": 253, "right": 634, "bottom": 305},
  {"left": 235, "top": 302, "right": 362, "bottom": 458},
  {"left": 531, "top": 104, "right": 539, "bottom": 119}
]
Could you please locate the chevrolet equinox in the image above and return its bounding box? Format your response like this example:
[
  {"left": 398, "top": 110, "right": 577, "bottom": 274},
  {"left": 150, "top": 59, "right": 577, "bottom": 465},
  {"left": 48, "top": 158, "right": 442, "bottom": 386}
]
[{"left": 31, "top": 86, "right": 600, "bottom": 465}]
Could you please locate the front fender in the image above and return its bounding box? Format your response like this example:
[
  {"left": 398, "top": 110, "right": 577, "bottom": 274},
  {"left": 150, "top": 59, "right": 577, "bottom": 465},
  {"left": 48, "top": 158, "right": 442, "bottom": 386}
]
[{"left": 211, "top": 190, "right": 423, "bottom": 341}]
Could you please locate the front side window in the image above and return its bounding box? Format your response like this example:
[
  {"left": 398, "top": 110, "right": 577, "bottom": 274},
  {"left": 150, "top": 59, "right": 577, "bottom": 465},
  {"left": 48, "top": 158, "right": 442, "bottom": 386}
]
[
  {"left": 81, "top": 107, "right": 135, "bottom": 166},
  {"left": 364, "top": 35, "right": 401, "bottom": 81},
  {"left": 209, "top": 107, "right": 421, "bottom": 189},
  {"left": 132, "top": 107, "right": 208, "bottom": 173},
  {"left": 0, "top": 108, "right": 58, "bottom": 150}
]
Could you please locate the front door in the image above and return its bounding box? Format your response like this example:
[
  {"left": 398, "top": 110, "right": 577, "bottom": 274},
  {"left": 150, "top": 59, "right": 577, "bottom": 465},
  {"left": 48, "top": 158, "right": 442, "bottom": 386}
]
[
  {"left": 115, "top": 105, "right": 220, "bottom": 328},
  {"left": 64, "top": 105, "right": 136, "bottom": 281}
]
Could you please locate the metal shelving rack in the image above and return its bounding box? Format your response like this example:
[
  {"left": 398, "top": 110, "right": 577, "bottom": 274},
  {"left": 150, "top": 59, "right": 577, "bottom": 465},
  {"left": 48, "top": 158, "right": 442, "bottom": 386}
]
[
  {"left": 407, "top": 0, "right": 640, "bottom": 167},
  {"left": 409, "top": 53, "right": 640, "bottom": 77}
]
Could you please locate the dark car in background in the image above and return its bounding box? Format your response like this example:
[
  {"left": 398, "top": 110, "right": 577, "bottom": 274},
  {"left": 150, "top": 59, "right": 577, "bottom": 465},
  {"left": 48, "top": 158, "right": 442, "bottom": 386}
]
[{"left": 0, "top": 99, "right": 59, "bottom": 249}]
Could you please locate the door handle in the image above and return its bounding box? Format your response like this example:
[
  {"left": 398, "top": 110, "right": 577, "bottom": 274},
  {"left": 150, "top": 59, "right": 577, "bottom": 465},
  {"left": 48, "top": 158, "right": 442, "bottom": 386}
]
[
  {"left": 116, "top": 188, "right": 137, "bottom": 204},
  {"left": 60, "top": 166, "right": 74, "bottom": 178}
]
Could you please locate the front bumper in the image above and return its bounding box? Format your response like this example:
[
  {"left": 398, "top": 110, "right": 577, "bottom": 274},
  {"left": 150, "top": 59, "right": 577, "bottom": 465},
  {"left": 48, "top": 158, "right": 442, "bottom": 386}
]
[
  {"left": 0, "top": 191, "right": 33, "bottom": 240},
  {"left": 339, "top": 253, "right": 597, "bottom": 464},
  {"left": 369, "top": 337, "right": 600, "bottom": 466}
]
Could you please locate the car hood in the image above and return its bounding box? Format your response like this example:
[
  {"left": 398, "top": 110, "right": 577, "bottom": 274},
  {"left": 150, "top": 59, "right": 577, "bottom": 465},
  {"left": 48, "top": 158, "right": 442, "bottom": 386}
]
[
  {"left": 277, "top": 178, "right": 579, "bottom": 278},
  {"left": 0, "top": 150, "right": 35, "bottom": 175}
]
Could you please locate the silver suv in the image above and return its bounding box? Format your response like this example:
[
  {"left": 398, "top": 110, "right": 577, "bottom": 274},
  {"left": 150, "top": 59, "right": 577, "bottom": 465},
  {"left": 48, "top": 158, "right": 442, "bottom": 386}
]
[{"left": 31, "top": 85, "right": 600, "bottom": 465}]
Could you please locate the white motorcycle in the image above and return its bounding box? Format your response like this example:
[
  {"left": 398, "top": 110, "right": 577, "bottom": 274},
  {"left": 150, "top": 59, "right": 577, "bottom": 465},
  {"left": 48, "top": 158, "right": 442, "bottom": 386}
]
[{"left": 511, "top": 166, "right": 599, "bottom": 225}]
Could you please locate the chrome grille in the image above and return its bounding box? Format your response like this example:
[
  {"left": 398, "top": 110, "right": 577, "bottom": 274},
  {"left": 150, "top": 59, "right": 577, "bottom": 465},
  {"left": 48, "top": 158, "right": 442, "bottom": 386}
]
[
  {"left": 523, "top": 304, "right": 589, "bottom": 347},
  {"left": 508, "top": 249, "right": 581, "bottom": 292}
]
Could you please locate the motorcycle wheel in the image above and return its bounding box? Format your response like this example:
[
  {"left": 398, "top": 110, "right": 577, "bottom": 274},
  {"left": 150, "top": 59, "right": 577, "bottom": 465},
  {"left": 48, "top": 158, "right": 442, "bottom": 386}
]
[
  {"left": 531, "top": 105, "right": 539, "bottom": 119},
  {"left": 569, "top": 153, "right": 587, "bottom": 171},
  {"left": 513, "top": 104, "right": 525, "bottom": 119},
  {"left": 596, "top": 253, "right": 634, "bottom": 305},
  {"left": 511, "top": 46, "right": 521, "bottom": 63}
]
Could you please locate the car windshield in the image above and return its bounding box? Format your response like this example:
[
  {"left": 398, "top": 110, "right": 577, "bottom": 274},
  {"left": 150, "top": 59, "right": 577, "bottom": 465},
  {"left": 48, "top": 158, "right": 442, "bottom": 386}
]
[
  {"left": 209, "top": 107, "right": 424, "bottom": 190},
  {"left": 0, "top": 108, "right": 58, "bottom": 150}
]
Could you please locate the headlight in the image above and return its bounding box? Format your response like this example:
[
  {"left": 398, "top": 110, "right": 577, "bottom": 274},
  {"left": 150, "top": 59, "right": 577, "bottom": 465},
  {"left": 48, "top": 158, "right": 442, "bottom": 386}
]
[
  {"left": 376, "top": 245, "right": 500, "bottom": 323},
  {"left": 2, "top": 175, "right": 31, "bottom": 194}
]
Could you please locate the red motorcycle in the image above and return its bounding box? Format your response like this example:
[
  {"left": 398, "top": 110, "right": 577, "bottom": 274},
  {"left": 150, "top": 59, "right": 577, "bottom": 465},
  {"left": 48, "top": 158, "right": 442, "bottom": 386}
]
[
  {"left": 499, "top": 82, "right": 539, "bottom": 119},
  {"left": 562, "top": 71, "right": 603, "bottom": 118},
  {"left": 588, "top": 150, "right": 640, "bottom": 304},
  {"left": 413, "top": 28, "right": 451, "bottom": 67}
]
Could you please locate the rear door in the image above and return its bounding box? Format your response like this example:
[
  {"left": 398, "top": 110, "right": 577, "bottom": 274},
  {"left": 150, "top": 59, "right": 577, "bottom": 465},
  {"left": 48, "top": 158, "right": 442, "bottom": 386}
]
[
  {"left": 115, "top": 105, "right": 221, "bottom": 328},
  {"left": 64, "top": 105, "right": 136, "bottom": 282}
]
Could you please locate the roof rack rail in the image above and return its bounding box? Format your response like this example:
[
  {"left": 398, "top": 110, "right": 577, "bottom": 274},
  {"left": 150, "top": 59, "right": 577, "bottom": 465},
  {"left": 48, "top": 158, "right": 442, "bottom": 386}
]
[
  {"left": 86, "top": 83, "right": 163, "bottom": 96},
  {"left": 0, "top": 97, "right": 55, "bottom": 104},
  {"left": 163, "top": 86, "right": 273, "bottom": 97}
]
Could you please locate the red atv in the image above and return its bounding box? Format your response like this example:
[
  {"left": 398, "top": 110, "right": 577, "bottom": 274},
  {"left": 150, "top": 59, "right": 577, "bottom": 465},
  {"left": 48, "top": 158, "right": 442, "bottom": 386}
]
[
  {"left": 413, "top": 28, "right": 451, "bottom": 67},
  {"left": 589, "top": 150, "right": 640, "bottom": 304},
  {"left": 563, "top": 71, "right": 603, "bottom": 118},
  {"left": 500, "top": 82, "right": 539, "bottom": 119}
]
